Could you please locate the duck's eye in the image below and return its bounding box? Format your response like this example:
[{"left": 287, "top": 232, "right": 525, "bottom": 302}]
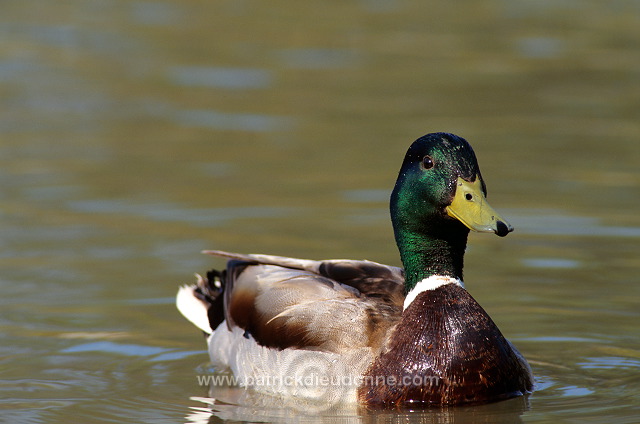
[{"left": 421, "top": 155, "right": 434, "bottom": 170}]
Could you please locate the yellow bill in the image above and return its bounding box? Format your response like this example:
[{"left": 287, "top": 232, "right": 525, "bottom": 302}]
[{"left": 445, "top": 176, "right": 513, "bottom": 237}]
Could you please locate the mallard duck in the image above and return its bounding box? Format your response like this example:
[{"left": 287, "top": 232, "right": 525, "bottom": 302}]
[{"left": 177, "top": 132, "right": 533, "bottom": 407}]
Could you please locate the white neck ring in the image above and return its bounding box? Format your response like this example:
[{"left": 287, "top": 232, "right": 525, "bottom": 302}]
[{"left": 403, "top": 275, "right": 464, "bottom": 310}]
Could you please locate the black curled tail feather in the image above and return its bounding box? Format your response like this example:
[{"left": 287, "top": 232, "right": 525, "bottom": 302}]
[
  {"left": 189, "top": 260, "right": 254, "bottom": 334},
  {"left": 194, "top": 269, "right": 226, "bottom": 332}
]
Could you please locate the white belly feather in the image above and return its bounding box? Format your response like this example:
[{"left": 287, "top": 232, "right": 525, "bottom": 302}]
[{"left": 207, "top": 321, "right": 373, "bottom": 406}]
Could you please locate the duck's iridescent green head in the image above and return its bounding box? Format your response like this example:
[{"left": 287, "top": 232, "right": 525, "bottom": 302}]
[
  {"left": 391, "top": 132, "right": 512, "bottom": 238},
  {"left": 391, "top": 133, "right": 513, "bottom": 283}
]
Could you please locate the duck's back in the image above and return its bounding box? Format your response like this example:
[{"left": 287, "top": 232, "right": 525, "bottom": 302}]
[{"left": 184, "top": 251, "right": 405, "bottom": 354}]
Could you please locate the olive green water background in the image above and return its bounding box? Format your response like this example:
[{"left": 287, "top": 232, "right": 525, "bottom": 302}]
[{"left": 2, "top": 1, "right": 639, "bottom": 423}]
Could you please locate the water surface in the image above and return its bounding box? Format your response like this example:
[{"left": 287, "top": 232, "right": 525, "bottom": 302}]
[{"left": 1, "top": 0, "right": 639, "bottom": 423}]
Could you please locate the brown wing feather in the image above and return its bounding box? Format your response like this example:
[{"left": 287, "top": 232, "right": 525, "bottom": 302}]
[
  {"left": 205, "top": 250, "right": 405, "bottom": 302},
  {"left": 204, "top": 250, "right": 405, "bottom": 353}
]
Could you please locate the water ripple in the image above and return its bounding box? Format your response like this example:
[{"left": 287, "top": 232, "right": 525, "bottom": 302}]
[
  {"left": 67, "top": 199, "right": 296, "bottom": 227},
  {"left": 61, "top": 341, "right": 169, "bottom": 357},
  {"left": 277, "top": 48, "right": 362, "bottom": 69},
  {"left": 169, "top": 66, "right": 272, "bottom": 89},
  {"left": 174, "top": 109, "right": 292, "bottom": 132},
  {"left": 508, "top": 211, "right": 640, "bottom": 238},
  {"left": 522, "top": 258, "right": 581, "bottom": 269},
  {"left": 579, "top": 356, "right": 640, "bottom": 370}
]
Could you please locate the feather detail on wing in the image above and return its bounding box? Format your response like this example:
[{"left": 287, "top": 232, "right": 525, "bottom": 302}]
[
  {"left": 201, "top": 250, "right": 406, "bottom": 354},
  {"left": 203, "top": 250, "right": 405, "bottom": 299}
]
